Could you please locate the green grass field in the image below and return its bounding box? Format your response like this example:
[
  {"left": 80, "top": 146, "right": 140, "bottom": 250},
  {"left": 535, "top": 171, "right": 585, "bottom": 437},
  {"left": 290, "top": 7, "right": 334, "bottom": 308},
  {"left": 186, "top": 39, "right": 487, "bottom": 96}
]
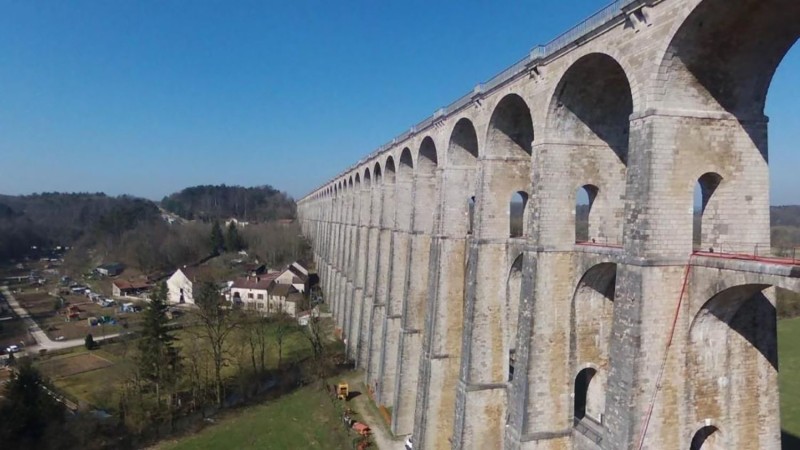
[
  {"left": 158, "top": 384, "right": 354, "bottom": 450},
  {"left": 780, "top": 317, "right": 800, "bottom": 438},
  {"left": 37, "top": 342, "right": 134, "bottom": 409}
]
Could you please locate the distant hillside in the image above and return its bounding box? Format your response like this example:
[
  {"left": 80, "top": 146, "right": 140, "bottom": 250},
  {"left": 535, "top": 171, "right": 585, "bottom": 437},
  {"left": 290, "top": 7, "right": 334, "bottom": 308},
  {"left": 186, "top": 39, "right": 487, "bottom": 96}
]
[
  {"left": 0, "top": 193, "right": 160, "bottom": 261},
  {"left": 772, "top": 205, "right": 800, "bottom": 228},
  {"left": 161, "top": 184, "right": 295, "bottom": 222}
]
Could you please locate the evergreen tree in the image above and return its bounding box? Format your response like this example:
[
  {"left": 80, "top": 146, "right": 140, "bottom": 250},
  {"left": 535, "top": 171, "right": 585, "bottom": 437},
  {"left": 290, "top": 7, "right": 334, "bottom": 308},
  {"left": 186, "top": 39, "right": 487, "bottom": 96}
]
[
  {"left": 225, "top": 222, "right": 243, "bottom": 252},
  {"left": 0, "top": 360, "right": 65, "bottom": 446},
  {"left": 210, "top": 220, "right": 224, "bottom": 254},
  {"left": 84, "top": 333, "right": 95, "bottom": 350},
  {"left": 137, "top": 282, "right": 179, "bottom": 409}
]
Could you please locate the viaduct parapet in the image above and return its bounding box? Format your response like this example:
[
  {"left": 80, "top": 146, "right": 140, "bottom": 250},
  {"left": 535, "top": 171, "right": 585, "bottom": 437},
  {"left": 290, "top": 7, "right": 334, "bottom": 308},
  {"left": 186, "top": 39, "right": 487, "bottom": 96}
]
[{"left": 297, "top": 0, "right": 800, "bottom": 448}]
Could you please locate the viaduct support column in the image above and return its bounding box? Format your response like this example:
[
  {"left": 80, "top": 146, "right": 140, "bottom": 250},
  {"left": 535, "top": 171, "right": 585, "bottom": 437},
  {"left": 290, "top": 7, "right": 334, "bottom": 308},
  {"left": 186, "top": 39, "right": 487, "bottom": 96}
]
[
  {"left": 453, "top": 157, "right": 530, "bottom": 449},
  {"left": 359, "top": 181, "right": 383, "bottom": 370},
  {"left": 392, "top": 167, "right": 438, "bottom": 436},
  {"left": 604, "top": 111, "right": 772, "bottom": 450},
  {"left": 348, "top": 185, "right": 371, "bottom": 362},
  {"left": 343, "top": 188, "right": 359, "bottom": 349},
  {"left": 414, "top": 167, "right": 474, "bottom": 450},
  {"left": 378, "top": 170, "right": 413, "bottom": 407},
  {"left": 328, "top": 196, "right": 340, "bottom": 319},
  {"left": 338, "top": 189, "right": 353, "bottom": 333},
  {"left": 368, "top": 178, "right": 395, "bottom": 395},
  {"left": 505, "top": 139, "right": 589, "bottom": 450},
  {"left": 334, "top": 193, "right": 347, "bottom": 329}
]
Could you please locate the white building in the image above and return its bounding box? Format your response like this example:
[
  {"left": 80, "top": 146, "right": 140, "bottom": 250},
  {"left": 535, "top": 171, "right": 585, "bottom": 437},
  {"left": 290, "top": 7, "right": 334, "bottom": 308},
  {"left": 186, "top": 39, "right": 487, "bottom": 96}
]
[
  {"left": 230, "top": 272, "right": 304, "bottom": 317},
  {"left": 274, "top": 262, "right": 309, "bottom": 293},
  {"left": 230, "top": 273, "right": 278, "bottom": 312},
  {"left": 167, "top": 267, "right": 214, "bottom": 305},
  {"left": 266, "top": 284, "right": 303, "bottom": 317}
]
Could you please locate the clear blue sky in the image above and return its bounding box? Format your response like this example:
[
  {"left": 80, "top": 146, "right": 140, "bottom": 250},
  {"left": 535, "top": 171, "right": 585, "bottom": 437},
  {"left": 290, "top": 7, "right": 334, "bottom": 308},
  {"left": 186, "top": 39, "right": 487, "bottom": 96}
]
[{"left": 0, "top": 1, "right": 797, "bottom": 204}]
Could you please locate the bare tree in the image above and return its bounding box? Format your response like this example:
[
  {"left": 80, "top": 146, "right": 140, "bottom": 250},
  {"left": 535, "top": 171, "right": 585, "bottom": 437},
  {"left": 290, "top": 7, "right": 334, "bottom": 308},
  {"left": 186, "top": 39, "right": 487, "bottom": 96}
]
[
  {"left": 272, "top": 313, "right": 295, "bottom": 369},
  {"left": 193, "top": 281, "right": 240, "bottom": 406}
]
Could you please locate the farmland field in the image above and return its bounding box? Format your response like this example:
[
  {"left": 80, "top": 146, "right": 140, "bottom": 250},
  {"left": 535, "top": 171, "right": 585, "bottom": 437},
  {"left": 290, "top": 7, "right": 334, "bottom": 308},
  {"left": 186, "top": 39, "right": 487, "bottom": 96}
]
[{"left": 38, "top": 352, "right": 113, "bottom": 379}]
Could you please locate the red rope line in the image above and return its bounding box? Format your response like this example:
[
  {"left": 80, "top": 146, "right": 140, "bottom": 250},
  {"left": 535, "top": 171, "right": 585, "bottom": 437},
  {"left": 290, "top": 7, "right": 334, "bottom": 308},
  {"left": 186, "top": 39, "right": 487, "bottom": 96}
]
[{"left": 636, "top": 256, "right": 693, "bottom": 450}]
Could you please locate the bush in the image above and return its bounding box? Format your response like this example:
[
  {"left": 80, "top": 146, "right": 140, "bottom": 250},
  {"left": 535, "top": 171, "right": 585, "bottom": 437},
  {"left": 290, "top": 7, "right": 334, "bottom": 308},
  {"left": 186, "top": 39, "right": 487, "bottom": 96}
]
[{"left": 85, "top": 333, "right": 95, "bottom": 350}]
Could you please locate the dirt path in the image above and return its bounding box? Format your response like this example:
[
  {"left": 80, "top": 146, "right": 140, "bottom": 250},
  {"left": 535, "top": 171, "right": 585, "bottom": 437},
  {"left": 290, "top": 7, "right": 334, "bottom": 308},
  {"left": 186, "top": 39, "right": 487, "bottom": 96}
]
[{"left": 341, "top": 372, "right": 406, "bottom": 450}]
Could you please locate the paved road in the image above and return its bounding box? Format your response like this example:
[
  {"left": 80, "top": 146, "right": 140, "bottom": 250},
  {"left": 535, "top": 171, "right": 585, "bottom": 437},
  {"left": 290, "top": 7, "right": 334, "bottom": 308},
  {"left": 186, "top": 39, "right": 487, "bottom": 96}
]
[{"left": 1, "top": 286, "right": 121, "bottom": 353}]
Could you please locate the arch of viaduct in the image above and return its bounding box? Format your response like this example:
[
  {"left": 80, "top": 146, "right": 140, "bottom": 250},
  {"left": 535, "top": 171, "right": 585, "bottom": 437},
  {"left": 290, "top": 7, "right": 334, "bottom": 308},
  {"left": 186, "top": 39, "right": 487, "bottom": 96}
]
[{"left": 297, "top": 0, "right": 800, "bottom": 448}]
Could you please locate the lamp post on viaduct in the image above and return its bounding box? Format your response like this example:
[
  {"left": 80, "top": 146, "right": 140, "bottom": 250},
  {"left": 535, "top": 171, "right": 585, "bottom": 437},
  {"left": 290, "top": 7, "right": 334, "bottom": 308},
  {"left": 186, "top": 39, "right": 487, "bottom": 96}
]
[{"left": 298, "top": 0, "right": 800, "bottom": 448}]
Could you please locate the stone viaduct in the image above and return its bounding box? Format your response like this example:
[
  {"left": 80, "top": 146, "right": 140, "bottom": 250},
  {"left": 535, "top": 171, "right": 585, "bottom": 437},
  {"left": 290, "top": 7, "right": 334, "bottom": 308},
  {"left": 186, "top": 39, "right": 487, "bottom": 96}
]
[{"left": 296, "top": 0, "right": 800, "bottom": 448}]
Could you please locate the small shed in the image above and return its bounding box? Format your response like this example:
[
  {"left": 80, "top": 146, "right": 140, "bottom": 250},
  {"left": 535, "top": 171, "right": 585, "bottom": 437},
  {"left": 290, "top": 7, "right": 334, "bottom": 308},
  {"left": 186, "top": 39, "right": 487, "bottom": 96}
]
[{"left": 96, "top": 263, "right": 124, "bottom": 277}]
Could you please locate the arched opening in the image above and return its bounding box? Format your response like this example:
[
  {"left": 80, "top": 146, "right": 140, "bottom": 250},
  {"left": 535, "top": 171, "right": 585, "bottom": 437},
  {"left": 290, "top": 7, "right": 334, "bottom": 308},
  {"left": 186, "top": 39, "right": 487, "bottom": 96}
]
[
  {"left": 415, "top": 137, "right": 439, "bottom": 234},
  {"left": 467, "top": 196, "right": 476, "bottom": 235},
  {"left": 768, "top": 45, "right": 800, "bottom": 209},
  {"left": 692, "top": 172, "right": 723, "bottom": 251},
  {"left": 383, "top": 156, "right": 396, "bottom": 185},
  {"left": 659, "top": 0, "right": 799, "bottom": 257},
  {"left": 487, "top": 94, "right": 534, "bottom": 158},
  {"left": 547, "top": 53, "right": 630, "bottom": 247},
  {"left": 418, "top": 137, "right": 438, "bottom": 175},
  {"left": 575, "top": 185, "right": 598, "bottom": 243},
  {"left": 444, "top": 118, "right": 480, "bottom": 238},
  {"left": 574, "top": 368, "right": 600, "bottom": 422},
  {"left": 660, "top": 0, "right": 798, "bottom": 120},
  {"left": 399, "top": 148, "right": 413, "bottom": 174},
  {"left": 687, "top": 284, "right": 778, "bottom": 448},
  {"left": 571, "top": 263, "right": 616, "bottom": 430},
  {"left": 372, "top": 162, "right": 382, "bottom": 205},
  {"left": 448, "top": 118, "right": 479, "bottom": 167},
  {"left": 690, "top": 425, "right": 722, "bottom": 450},
  {"left": 506, "top": 254, "right": 523, "bottom": 381},
  {"left": 509, "top": 192, "right": 527, "bottom": 238},
  {"left": 549, "top": 53, "right": 632, "bottom": 163},
  {"left": 396, "top": 148, "right": 415, "bottom": 223}
]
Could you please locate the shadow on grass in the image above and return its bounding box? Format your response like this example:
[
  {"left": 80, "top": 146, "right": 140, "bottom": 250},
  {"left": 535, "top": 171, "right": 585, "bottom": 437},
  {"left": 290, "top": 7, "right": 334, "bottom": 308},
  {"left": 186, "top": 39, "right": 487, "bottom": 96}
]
[
  {"left": 783, "top": 430, "right": 800, "bottom": 450},
  {"left": 347, "top": 390, "right": 361, "bottom": 401}
]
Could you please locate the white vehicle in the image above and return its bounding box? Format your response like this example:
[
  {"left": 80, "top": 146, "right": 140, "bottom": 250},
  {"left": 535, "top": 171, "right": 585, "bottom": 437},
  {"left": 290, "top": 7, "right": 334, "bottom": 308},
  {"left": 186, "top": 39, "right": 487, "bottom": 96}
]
[
  {"left": 6, "top": 345, "right": 20, "bottom": 354},
  {"left": 405, "top": 436, "right": 413, "bottom": 450}
]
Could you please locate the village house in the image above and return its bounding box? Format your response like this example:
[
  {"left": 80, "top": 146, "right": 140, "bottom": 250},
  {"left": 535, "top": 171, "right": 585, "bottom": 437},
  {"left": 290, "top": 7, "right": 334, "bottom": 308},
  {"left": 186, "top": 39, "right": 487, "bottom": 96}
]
[
  {"left": 230, "top": 272, "right": 279, "bottom": 311},
  {"left": 265, "top": 284, "right": 304, "bottom": 317},
  {"left": 112, "top": 280, "right": 151, "bottom": 299},
  {"left": 229, "top": 263, "right": 308, "bottom": 318},
  {"left": 274, "top": 262, "right": 309, "bottom": 293},
  {"left": 166, "top": 266, "right": 215, "bottom": 305}
]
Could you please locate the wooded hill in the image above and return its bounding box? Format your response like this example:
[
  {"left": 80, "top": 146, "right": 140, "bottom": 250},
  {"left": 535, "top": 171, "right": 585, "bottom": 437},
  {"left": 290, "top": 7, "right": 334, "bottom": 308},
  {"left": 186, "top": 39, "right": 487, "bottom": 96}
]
[
  {"left": 0, "top": 193, "right": 160, "bottom": 261},
  {"left": 160, "top": 185, "right": 295, "bottom": 222}
]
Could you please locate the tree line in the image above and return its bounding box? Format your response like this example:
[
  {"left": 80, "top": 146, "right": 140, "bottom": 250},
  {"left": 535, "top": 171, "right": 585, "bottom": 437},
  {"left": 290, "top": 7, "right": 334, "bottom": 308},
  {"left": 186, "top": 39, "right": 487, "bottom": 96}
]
[
  {"left": 161, "top": 184, "right": 296, "bottom": 222},
  {"left": 0, "top": 193, "right": 160, "bottom": 262}
]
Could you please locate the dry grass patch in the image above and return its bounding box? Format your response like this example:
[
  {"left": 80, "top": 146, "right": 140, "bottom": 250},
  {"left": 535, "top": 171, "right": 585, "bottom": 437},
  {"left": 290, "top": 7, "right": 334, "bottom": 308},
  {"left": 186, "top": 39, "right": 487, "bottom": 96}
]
[{"left": 39, "top": 352, "right": 113, "bottom": 379}]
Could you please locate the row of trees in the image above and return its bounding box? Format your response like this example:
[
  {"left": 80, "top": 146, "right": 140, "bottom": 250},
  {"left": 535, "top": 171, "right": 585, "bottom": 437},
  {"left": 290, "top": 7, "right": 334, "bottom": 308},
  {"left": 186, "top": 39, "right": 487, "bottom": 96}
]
[
  {"left": 118, "top": 280, "right": 333, "bottom": 438},
  {"left": 161, "top": 185, "right": 296, "bottom": 222}
]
